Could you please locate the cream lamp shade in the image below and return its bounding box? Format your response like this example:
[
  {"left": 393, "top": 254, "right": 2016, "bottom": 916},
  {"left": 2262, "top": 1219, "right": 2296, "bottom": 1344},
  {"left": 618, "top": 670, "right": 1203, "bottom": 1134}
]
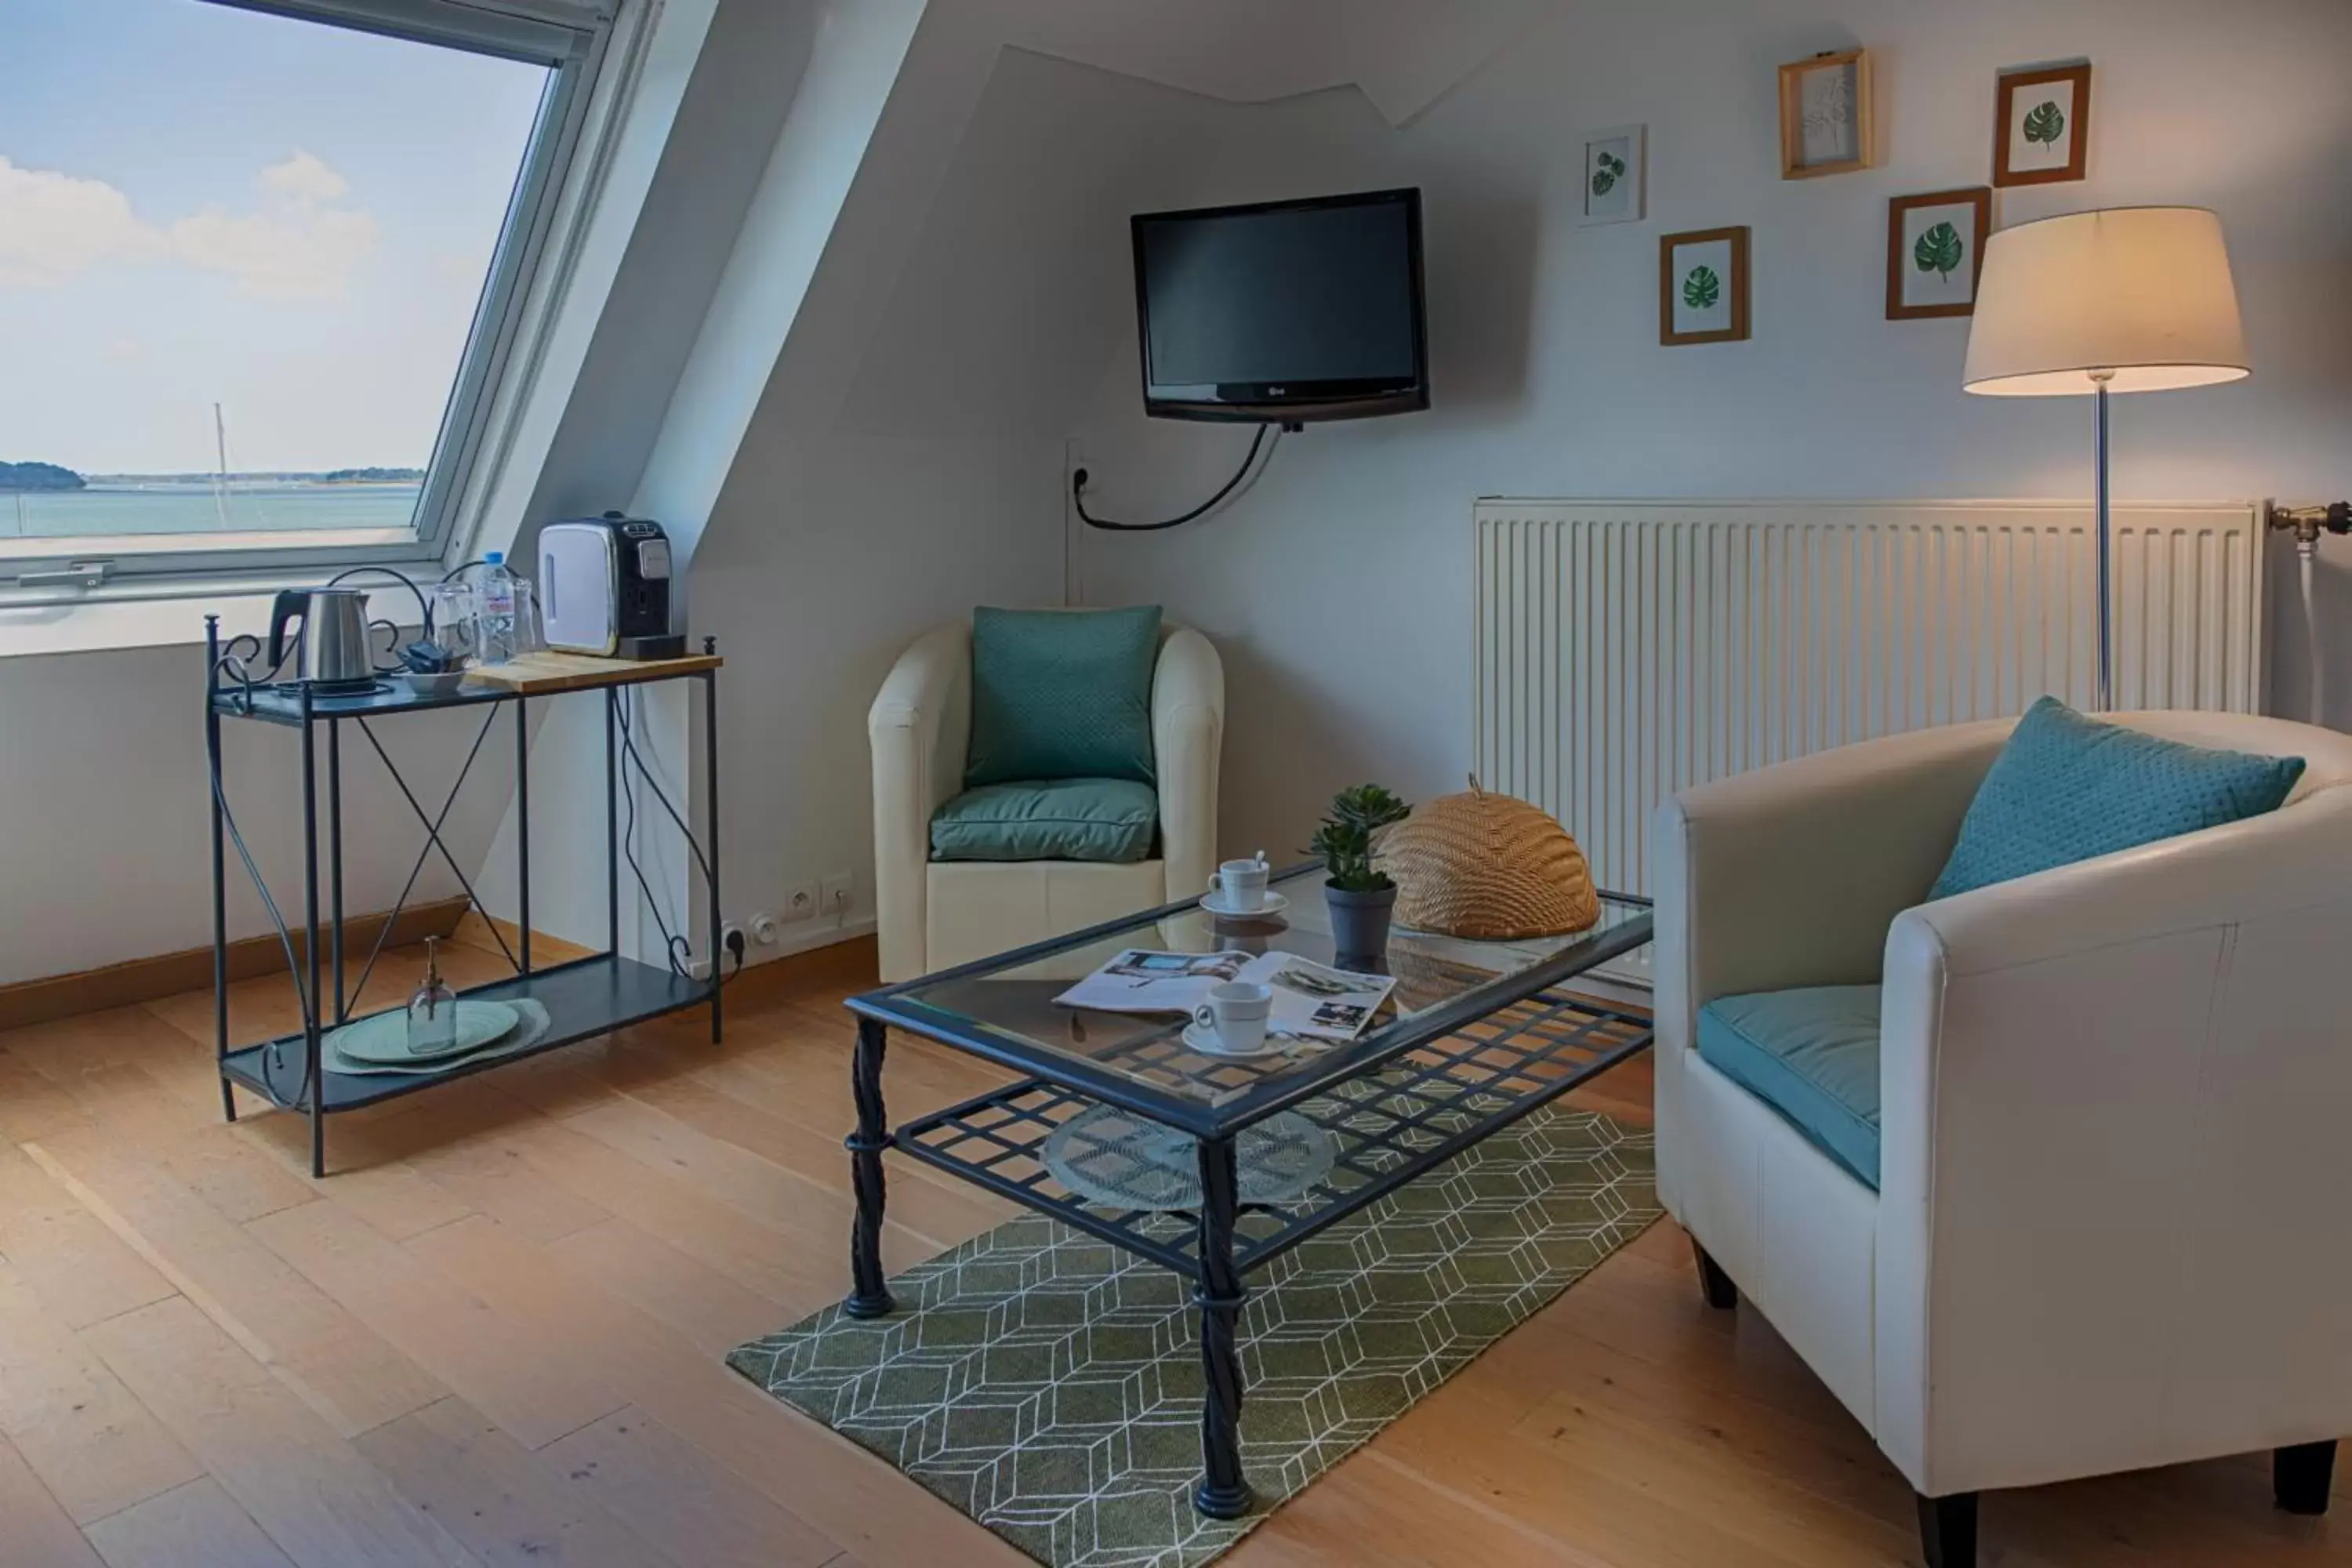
[{"left": 1963, "top": 206, "right": 2248, "bottom": 397}]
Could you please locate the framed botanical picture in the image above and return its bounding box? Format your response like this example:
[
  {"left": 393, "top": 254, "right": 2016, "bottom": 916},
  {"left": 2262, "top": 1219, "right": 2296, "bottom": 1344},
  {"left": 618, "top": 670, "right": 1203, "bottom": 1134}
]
[
  {"left": 1779, "top": 49, "right": 1873, "bottom": 178},
  {"left": 1886, "top": 187, "right": 1992, "bottom": 320},
  {"left": 1994, "top": 63, "right": 2091, "bottom": 186},
  {"left": 1574, "top": 124, "right": 1647, "bottom": 226},
  {"left": 1660, "top": 226, "right": 1750, "bottom": 346}
]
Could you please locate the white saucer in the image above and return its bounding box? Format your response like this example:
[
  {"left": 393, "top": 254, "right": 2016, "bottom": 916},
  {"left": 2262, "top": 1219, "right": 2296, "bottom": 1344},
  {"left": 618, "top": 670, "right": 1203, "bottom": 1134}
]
[
  {"left": 1183, "top": 1020, "right": 1284, "bottom": 1059},
  {"left": 1201, "top": 891, "right": 1288, "bottom": 920}
]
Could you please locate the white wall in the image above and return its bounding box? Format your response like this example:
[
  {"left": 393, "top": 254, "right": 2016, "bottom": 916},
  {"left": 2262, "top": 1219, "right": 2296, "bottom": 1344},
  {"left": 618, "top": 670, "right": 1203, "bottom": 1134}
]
[
  {"left": 0, "top": 640, "right": 510, "bottom": 987},
  {"left": 1051, "top": 0, "right": 2352, "bottom": 854},
  {"left": 479, "top": 0, "right": 1559, "bottom": 963},
  {"left": 481, "top": 2, "right": 1087, "bottom": 965},
  {"left": 600, "top": 5, "right": 1561, "bottom": 953},
  {"left": 666, "top": 33, "right": 1149, "bottom": 950},
  {"left": 516, "top": 0, "right": 819, "bottom": 535},
  {"left": 475, "top": 0, "right": 889, "bottom": 965}
]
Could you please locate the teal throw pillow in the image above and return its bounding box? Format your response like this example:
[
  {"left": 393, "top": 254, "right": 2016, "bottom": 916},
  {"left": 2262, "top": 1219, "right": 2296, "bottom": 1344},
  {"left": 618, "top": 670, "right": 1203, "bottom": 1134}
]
[
  {"left": 1929, "top": 696, "right": 2304, "bottom": 899},
  {"left": 965, "top": 605, "right": 1161, "bottom": 788}
]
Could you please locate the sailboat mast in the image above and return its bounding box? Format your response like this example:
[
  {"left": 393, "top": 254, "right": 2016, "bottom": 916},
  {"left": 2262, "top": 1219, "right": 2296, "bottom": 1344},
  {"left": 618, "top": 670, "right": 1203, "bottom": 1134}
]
[{"left": 212, "top": 402, "right": 229, "bottom": 528}]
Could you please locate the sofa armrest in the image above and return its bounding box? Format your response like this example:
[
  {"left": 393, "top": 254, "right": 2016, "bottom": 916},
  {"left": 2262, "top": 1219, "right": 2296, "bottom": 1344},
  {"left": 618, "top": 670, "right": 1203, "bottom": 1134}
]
[
  {"left": 1872, "top": 786, "right": 2352, "bottom": 1496},
  {"left": 869, "top": 621, "right": 971, "bottom": 982},
  {"left": 1152, "top": 626, "right": 1225, "bottom": 903},
  {"left": 1653, "top": 720, "right": 2007, "bottom": 1037}
]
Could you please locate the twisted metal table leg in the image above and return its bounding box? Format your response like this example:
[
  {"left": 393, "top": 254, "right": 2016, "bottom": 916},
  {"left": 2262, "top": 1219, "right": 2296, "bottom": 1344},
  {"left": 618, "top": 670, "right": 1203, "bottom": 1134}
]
[
  {"left": 844, "top": 1016, "right": 896, "bottom": 1318},
  {"left": 1192, "top": 1134, "right": 1254, "bottom": 1519}
]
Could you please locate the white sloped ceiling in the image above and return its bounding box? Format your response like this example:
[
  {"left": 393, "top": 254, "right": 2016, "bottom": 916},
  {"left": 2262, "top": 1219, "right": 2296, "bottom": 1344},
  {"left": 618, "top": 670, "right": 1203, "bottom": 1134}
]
[{"left": 1000, "top": 0, "right": 1549, "bottom": 125}]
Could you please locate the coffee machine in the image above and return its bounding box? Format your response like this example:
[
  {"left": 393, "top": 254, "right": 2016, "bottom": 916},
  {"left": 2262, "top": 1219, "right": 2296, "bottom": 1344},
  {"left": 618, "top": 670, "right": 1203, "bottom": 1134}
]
[{"left": 537, "top": 513, "right": 685, "bottom": 660}]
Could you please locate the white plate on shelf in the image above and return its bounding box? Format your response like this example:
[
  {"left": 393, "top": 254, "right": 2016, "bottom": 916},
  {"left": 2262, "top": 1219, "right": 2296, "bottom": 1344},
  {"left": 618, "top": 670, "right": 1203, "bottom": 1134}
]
[
  {"left": 325, "top": 1000, "right": 552, "bottom": 1076},
  {"left": 328, "top": 1000, "right": 519, "bottom": 1065},
  {"left": 1200, "top": 891, "right": 1288, "bottom": 921}
]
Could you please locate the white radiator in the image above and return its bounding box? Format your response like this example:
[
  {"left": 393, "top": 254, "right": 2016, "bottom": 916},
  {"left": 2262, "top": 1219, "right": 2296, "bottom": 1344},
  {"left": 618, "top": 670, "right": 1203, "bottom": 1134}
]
[{"left": 1472, "top": 499, "right": 2267, "bottom": 947}]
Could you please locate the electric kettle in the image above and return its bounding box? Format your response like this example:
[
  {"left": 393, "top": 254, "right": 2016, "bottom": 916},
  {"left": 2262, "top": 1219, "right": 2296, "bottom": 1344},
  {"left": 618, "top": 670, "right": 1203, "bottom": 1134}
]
[{"left": 267, "top": 586, "right": 380, "bottom": 691}]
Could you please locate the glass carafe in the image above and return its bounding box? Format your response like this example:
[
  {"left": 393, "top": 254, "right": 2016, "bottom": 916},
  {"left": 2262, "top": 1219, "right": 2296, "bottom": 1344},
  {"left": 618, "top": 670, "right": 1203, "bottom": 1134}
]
[{"left": 406, "top": 937, "right": 459, "bottom": 1057}]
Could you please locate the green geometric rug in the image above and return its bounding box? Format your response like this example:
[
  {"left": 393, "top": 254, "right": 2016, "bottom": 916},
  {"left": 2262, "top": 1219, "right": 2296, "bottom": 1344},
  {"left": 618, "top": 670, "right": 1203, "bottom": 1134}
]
[{"left": 726, "top": 1103, "right": 1657, "bottom": 1567}]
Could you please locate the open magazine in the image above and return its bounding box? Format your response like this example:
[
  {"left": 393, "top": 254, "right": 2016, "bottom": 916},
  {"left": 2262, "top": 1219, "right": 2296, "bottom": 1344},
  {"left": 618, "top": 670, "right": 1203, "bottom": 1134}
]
[{"left": 1052, "top": 949, "right": 1399, "bottom": 1042}]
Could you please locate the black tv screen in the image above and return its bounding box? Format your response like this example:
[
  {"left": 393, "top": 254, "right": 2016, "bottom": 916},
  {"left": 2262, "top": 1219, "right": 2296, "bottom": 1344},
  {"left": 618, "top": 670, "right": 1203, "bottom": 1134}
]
[{"left": 1131, "top": 187, "right": 1428, "bottom": 423}]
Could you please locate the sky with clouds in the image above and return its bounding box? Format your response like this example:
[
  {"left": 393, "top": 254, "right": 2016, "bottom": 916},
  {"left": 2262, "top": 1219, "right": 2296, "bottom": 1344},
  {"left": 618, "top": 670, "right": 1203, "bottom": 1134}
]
[{"left": 0, "top": 0, "right": 547, "bottom": 474}]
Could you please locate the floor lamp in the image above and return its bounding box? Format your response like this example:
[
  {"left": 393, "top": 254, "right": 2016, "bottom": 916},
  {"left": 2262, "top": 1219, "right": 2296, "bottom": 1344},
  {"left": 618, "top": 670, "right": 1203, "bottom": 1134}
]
[{"left": 1962, "top": 206, "right": 2249, "bottom": 711}]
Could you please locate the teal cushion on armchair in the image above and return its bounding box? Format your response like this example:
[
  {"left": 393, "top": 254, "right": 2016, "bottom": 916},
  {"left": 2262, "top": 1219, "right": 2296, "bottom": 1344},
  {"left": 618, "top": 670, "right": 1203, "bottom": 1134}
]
[
  {"left": 1698, "top": 986, "right": 1883, "bottom": 1190},
  {"left": 930, "top": 779, "right": 1158, "bottom": 864},
  {"left": 1930, "top": 696, "right": 2304, "bottom": 899},
  {"left": 965, "top": 606, "right": 1162, "bottom": 788}
]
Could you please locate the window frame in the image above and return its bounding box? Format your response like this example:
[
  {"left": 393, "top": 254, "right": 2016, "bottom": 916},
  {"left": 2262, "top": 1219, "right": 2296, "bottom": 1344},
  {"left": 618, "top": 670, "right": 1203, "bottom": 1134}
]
[{"left": 0, "top": 0, "right": 619, "bottom": 586}]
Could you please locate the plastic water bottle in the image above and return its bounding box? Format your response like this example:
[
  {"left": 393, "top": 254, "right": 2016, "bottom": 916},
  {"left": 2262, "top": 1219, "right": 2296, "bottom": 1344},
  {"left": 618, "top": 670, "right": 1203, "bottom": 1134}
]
[{"left": 477, "top": 550, "right": 518, "bottom": 666}]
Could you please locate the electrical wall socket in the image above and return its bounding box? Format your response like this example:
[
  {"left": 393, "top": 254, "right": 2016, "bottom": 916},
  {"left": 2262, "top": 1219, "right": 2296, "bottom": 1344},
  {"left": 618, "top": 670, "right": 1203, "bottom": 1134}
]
[
  {"left": 782, "top": 880, "right": 818, "bottom": 922},
  {"left": 821, "top": 872, "right": 853, "bottom": 919}
]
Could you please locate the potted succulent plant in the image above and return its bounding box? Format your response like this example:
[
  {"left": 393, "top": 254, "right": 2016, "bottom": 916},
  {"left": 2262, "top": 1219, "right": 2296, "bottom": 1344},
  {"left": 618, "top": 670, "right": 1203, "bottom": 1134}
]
[{"left": 1308, "top": 783, "right": 1412, "bottom": 964}]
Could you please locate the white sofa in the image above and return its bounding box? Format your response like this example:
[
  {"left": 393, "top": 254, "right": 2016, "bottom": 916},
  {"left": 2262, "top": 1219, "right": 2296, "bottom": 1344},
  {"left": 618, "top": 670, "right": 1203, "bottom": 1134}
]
[
  {"left": 869, "top": 618, "right": 1223, "bottom": 982},
  {"left": 1653, "top": 711, "right": 2352, "bottom": 1567}
]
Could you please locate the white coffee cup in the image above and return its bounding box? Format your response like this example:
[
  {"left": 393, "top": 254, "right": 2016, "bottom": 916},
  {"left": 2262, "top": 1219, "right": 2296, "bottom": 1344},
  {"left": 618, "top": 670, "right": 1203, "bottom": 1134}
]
[
  {"left": 1207, "top": 853, "right": 1271, "bottom": 912},
  {"left": 1193, "top": 980, "right": 1272, "bottom": 1054}
]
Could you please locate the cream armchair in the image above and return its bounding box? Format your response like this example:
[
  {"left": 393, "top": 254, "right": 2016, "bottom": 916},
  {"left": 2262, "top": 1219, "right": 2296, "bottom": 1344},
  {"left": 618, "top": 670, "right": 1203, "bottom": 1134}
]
[
  {"left": 869, "top": 619, "right": 1223, "bottom": 982},
  {"left": 1653, "top": 711, "right": 2352, "bottom": 1568}
]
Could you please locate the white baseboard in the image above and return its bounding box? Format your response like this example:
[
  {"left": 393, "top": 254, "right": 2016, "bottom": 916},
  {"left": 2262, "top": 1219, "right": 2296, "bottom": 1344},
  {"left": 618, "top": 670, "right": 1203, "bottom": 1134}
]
[
  {"left": 763, "top": 916, "right": 877, "bottom": 960},
  {"left": 689, "top": 916, "right": 877, "bottom": 979}
]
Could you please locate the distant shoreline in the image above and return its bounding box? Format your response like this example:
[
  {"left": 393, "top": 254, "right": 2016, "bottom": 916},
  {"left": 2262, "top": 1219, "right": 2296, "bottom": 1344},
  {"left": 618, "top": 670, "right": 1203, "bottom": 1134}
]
[
  {"left": 85, "top": 469, "right": 427, "bottom": 486},
  {"left": 4, "top": 481, "right": 424, "bottom": 537},
  {"left": 81, "top": 477, "right": 424, "bottom": 490},
  {"left": 0, "top": 461, "right": 425, "bottom": 493}
]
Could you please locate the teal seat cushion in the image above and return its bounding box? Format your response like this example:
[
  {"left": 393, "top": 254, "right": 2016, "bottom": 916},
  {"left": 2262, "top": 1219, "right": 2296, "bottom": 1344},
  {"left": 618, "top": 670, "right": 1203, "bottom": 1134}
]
[
  {"left": 965, "top": 605, "right": 1162, "bottom": 788},
  {"left": 1931, "top": 696, "right": 2304, "bottom": 899},
  {"left": 930, "top": 779, "right": 1158, "bottom": 864},
  {"left": 1697, "top": 986, "right": 1882, "bottom": 1190}
]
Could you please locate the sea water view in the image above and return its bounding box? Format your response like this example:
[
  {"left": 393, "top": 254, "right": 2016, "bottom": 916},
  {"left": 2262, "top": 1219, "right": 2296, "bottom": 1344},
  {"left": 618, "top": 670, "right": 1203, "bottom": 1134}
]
[{"left": 1, "top": 480, "right": 423, "bottom": 537}]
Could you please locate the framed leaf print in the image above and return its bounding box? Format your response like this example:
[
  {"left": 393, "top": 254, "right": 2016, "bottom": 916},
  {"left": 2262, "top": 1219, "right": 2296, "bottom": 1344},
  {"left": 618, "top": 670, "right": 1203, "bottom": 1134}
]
[
  {"left": 1778, "top": 49, "right": 1873, "bottom": 178},
  {"left": 1574, "top": 124, "right": 1646, "bottom": 227},
  {"left": 1886, "top": 187, "right": 1992, "bottom": 320},
  {"left": 1994, "top": 63, "right": 2091, "bottom": 186},
  {"left": 1660, "top": 226, "right": 1750, "bottom": 346}
]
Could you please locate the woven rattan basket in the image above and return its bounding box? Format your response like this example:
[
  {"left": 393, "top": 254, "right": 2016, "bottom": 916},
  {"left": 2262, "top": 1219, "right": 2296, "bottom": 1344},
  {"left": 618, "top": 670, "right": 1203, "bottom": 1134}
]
[{"left": 1374, "top": 777, "right": 1599, "bottom": 940}]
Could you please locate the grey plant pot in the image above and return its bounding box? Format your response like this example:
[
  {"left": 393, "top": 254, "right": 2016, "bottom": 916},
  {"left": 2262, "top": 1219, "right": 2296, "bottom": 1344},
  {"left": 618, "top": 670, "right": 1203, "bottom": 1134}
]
[{"left": 1325, "top": 880, "right": 1397, "bottom": 967}]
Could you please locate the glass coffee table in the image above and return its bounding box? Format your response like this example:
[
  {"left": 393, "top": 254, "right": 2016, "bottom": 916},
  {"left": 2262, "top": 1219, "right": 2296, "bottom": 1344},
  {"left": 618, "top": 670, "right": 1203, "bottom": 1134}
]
[{"left": 840, "top": 862, "right": 1653, "bottom": 1519}]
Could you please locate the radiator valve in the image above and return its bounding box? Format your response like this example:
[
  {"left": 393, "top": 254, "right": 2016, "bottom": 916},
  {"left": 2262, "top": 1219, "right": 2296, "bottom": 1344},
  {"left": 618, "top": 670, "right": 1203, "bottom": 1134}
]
[{"left": 2268, "top": 500, "right": 2352, "bottom": 549}]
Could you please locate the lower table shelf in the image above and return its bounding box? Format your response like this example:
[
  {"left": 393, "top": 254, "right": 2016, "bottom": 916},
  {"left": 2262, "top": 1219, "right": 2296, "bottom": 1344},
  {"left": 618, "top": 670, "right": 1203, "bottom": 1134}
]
[
  {"left": 891, "top": 989, "right": 1655, "bottom": 1278},
  {"left": 220, "top": 953, "right": 710, "bottom": 1114}
]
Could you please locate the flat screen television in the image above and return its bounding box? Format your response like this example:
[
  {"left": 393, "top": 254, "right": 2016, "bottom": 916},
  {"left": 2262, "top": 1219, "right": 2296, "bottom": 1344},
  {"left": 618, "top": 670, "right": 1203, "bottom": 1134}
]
[{"left": 1131, "top": 187, "right": 1428, "bottom": 424}]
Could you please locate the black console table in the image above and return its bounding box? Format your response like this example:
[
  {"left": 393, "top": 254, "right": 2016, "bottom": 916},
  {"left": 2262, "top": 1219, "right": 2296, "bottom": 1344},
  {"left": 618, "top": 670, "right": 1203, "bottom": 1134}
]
[{"left": 204, "top": 622, "right": 722, "bottom": 1175}]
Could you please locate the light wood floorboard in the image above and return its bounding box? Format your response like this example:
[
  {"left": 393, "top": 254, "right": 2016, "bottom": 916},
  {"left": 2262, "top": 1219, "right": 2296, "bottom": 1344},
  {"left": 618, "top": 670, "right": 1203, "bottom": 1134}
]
[
  {"left": 81, "top": 1479, "right": 298, "bottom": 1568},
  {"left": 0, "top": 932, "right": 2341, "bottom": 1566}
]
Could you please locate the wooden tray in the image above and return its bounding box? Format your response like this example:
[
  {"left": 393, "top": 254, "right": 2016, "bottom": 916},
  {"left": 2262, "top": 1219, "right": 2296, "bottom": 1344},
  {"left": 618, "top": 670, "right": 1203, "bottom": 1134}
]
[{"left": 459, "top": 649, "right": 720, "bottom": 695}]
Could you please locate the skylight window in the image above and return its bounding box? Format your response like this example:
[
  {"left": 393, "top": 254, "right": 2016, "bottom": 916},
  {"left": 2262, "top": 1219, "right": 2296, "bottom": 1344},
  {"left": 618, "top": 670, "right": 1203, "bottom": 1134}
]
[{"left": 0, "top": 0, "right": 612, "bottom": 581}]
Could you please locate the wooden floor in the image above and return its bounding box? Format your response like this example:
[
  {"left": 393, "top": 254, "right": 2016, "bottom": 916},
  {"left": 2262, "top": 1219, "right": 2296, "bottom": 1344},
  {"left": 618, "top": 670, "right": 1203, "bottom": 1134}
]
[{"left": 0, "top": 931, "right": 2343, "bottom": 1568}]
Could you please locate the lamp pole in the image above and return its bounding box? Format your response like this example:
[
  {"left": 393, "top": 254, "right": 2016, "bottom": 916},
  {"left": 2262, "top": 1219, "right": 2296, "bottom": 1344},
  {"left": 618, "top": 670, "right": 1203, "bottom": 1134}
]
[{"left": 2092, "top": 368, "right": 2114, "bottom": 713}]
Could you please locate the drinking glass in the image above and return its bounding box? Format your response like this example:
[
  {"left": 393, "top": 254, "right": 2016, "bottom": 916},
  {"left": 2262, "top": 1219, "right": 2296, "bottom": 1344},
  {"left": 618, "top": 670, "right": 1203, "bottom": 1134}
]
[
  {"left": 428, "top": 582, "right": 477, "bottom": 669},
  {"left": 511, "top": 579, "right": 545, "bottom": 657}
]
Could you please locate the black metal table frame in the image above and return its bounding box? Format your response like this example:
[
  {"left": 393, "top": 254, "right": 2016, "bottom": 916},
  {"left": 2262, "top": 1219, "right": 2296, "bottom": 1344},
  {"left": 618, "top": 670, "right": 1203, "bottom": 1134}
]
[
  {"left": 837, "top": 873, "right": 1655, "bottom": 1520},
  {"left": 204, "top": 618, "right": 723, "bottom": 1177}
]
